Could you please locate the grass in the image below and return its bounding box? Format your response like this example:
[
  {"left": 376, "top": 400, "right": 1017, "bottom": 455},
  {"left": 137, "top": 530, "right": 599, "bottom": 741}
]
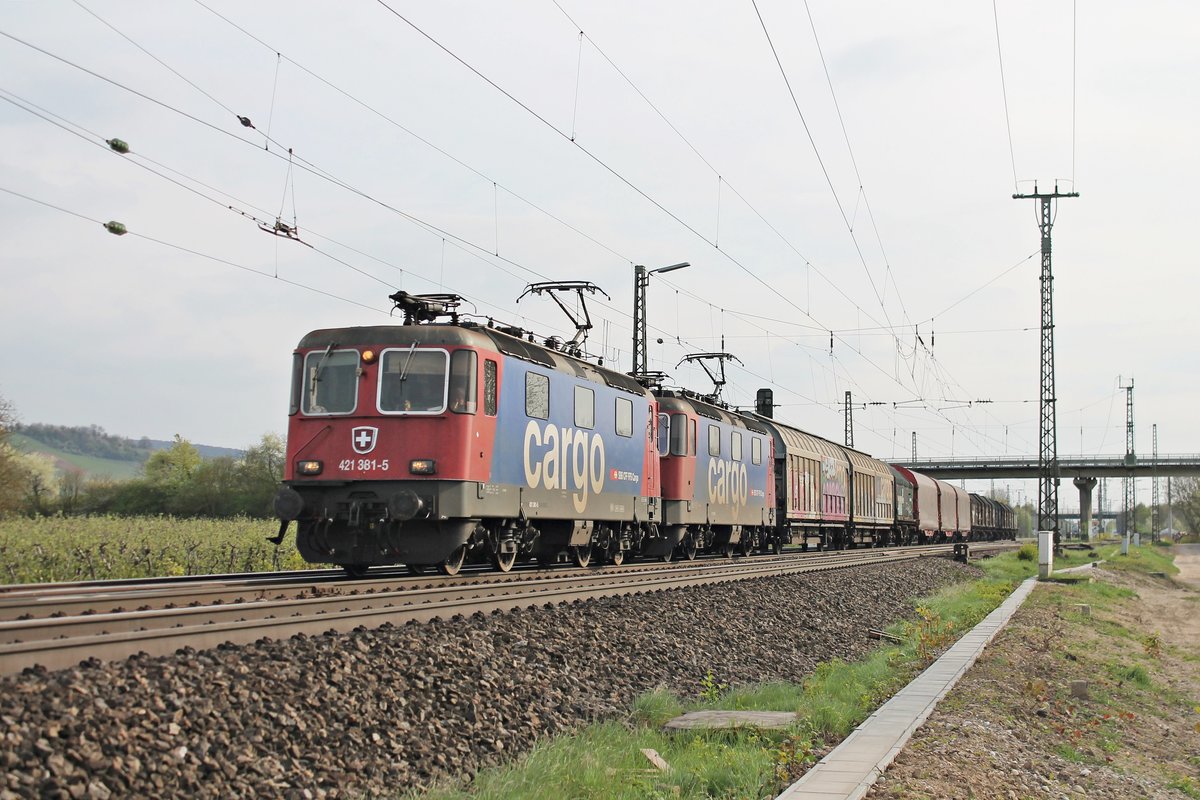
[
  {"left": 1102, "top": 541, "right": 1179, "bottom": 576},
  {"left": 418, "top": 548, "right": 1043, "bottom": 799},
  {"left": 1108, "top": 663, "right": 1152, "bottom": 688},
  {"left": 0, "top": 514, "right": 311, "bottom": 583}
]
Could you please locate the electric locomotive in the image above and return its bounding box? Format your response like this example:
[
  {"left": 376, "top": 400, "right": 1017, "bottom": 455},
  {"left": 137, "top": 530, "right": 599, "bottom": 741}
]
[
  {"left": 273, "top": 292, "right": 670, "bottom": 576},
  {"left": 656, "top": 389, "right": 776, "bottom": 558}
]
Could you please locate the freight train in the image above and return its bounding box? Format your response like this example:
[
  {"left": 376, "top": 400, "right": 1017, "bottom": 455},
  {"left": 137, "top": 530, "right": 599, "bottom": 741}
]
[{"left": 272, "top": 292, "right": 1015, "bottom": 576}]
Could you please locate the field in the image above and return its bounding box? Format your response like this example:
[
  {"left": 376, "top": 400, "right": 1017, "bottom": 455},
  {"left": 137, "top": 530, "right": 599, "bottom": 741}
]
[
  {"left": 0, "top": 515, "right": 313, "bottom": 584},
  {"left": 9, "top": 433, "right": 144, "bottom": 480}
]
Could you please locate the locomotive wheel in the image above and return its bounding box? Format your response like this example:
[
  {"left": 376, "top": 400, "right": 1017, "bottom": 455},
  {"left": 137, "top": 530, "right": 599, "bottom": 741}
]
[
  {"left": 343, "top": 564, "right": 370, "bottom": 578},
  {"left": 407, "top": 563, "right": 430, "bottom": 577},
  {"left": 680, "top": 536, "right": 698, "bottom": 561},
  {"left": 438, "top": 545, "right": 466, "bottom": 577},
  {"left": 609, "top": 548, "right": 625, "bottom": 567},
  {"left": 738, "top": 537, "right": 752, "bottom": 557},
  {"left": 493, "top": 547, "right": 517, "bottom": 573},
  {"left": 659, "top": 548, "right": 673, "bottom": 563},
  {"left": 723, "top": 543, "right": 735, "bottom": 558},
  {"left": 571, "top": 545, "right": 592, "bottom": 568}
]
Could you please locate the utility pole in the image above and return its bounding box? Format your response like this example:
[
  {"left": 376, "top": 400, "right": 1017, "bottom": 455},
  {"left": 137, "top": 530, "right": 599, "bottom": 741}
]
[
  {"left": 1152, "top": 423, "right": 1160, "bottom": 542},
  {"left": 632, "top": 262, "right": 689, "bottom": 378},
  {"left": 1013, "top": 182, "right": 1078, "bottom": 549},
  {"left": 844, "top": 391, "right": 854, "bottom": 448}
]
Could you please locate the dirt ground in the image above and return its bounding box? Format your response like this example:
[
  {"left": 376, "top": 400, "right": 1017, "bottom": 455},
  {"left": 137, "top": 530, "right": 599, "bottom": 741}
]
[{"left": 868, "top": 545, "right": 1200, "bottom": 800}]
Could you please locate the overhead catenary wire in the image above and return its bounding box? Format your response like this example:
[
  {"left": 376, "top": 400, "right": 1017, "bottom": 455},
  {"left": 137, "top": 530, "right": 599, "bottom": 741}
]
[
  {"left": 7, "top": 7, "right": 1044, "bottom": 459},
  {"left": 192, "top": 0, "right": 1014, "bottom": 442},
  {"left": 992, "top": 0, "right": 1020, "bottom": 190},
  {"left": 368, "top": 1, "right": 1015, "bottom": 447}
]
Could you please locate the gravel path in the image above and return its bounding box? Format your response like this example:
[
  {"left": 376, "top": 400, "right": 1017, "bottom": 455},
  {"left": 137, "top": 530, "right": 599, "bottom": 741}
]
[{"left": 0, "top": 558, "right": 977, "bottom": 799}]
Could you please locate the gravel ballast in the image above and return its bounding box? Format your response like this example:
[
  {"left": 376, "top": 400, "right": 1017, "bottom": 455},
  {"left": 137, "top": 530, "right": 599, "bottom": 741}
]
[{"left": 0, "top": 558, "right": 979, "bottom": 798}]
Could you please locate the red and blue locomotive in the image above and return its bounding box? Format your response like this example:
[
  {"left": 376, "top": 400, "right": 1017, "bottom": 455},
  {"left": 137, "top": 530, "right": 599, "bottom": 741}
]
[{"left": 275, "top": 292, "right": 692, "bottom": 575}]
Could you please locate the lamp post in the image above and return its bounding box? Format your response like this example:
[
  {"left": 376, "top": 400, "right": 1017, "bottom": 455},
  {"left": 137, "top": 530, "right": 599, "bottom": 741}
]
[{"left": 632, "top": 261, "right": 689, "bottom": 377}]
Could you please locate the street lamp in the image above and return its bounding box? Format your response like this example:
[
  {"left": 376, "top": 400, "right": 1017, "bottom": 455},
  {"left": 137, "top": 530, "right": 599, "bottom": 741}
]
[{"left": 632, "top": 261, "right": 689, "bottom": 377}]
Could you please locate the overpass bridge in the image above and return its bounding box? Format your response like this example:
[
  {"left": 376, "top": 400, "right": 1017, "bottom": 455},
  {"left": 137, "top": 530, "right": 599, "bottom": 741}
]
[
  {"left": 891, "top": 455, "right": 1200, "bottom": 481},
  {"left": 892, "top": 455, "right": 1200, "bottom": 537}
]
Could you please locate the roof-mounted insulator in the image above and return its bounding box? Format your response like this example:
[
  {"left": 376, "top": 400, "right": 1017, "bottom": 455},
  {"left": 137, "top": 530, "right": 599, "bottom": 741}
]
[
  {"left": 106, "top": 138, "right": 129, "bottom": 154},
  {"left": 103, "top": 221, "right": 127, "bottom": 236}
]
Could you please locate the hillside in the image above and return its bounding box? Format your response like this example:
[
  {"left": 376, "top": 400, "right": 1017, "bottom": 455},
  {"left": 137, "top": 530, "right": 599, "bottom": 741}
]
[{"left": 11, "top": 424, "right": 245, "bottom": 480}]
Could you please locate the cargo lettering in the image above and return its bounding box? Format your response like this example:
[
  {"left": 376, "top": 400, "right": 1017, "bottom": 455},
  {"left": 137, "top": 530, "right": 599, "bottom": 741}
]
[
  {"left": 708, "top": 458, "right": 749, "bottom": 508},
  {"left": 523, "top": 420, "right": 606, "bottom": 513}
]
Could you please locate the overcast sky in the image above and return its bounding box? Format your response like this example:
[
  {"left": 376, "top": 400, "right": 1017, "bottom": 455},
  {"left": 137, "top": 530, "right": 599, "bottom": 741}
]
[{"left": 1, "top": 1, "right": 1196, "bottom": 506}]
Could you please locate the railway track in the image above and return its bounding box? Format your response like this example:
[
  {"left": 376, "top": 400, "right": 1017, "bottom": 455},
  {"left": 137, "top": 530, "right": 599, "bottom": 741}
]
[{"left": 0, "top": 542, "right": 1015, "bottom": 677}]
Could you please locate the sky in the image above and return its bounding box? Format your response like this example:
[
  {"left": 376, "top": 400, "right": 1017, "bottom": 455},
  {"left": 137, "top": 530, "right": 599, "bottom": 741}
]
[{"left": 1, "top": 1, "right": 1197, "bottom": 507}]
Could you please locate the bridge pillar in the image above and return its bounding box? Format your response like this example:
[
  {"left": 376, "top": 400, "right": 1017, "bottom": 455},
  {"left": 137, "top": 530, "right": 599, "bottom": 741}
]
[{"left": 1073, "top": 476, "right": 1098, "bottom": 542}]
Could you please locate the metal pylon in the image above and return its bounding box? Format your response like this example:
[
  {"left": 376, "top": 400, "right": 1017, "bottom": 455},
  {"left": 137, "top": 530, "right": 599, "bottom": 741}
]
[
  {"left": 1013, "top": 183, "right": 1078, "bottom": 545},
  {"left": 1122, "top": 379, "right": 1136, "bottom": 535}
]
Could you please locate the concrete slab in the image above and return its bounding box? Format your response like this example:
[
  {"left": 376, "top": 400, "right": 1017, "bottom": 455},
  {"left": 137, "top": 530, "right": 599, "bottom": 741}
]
[
  {"left": 662, "top": 710, "right": 798, "bottom": 731},
  {"left": 775, "top": 577, "right": 1036, "bottom": 800}
]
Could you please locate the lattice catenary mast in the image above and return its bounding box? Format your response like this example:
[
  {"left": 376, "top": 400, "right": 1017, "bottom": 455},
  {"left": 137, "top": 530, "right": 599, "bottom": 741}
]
[
  {"left": 844, "top": 391, "right": 854, "bottom": 448},
  {"left": 1122, "top": 378, "right": 1136, "bottom": 536},
  {"left": 1013, "top": 182, "right": 1078, "bottom": 545}
]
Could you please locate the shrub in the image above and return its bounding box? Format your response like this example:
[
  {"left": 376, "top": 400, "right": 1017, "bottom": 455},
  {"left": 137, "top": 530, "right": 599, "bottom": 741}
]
[{"left": 1016, "top": 543, "right": 1036, "bottom": 561}]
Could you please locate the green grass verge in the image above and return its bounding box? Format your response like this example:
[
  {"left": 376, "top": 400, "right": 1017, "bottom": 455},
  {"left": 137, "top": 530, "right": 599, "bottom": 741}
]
[{"left": 417, "top": 550, "right": 1043, "bottom": 799}]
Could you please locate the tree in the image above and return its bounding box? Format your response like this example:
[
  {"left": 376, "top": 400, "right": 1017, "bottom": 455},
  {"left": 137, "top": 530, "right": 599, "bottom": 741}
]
[
  {"left": 59, "top": 469, "right": 86, "bottom": 515},
  {"left": 1174, "top": 477, "right": 1200, "bottom": 535},
  {"left": 174, "top": 456, "right": 241, "bottom": 516},
  {"left": 237, "top": 433, "right": 285, "bottom": 516},
  {"left": 17, "top": 452, "right": 59, "bottom": 515},
  {"left": 144, "top": 435, "right": 202, "bottom": 487},
  {"left": 0, "top": 396, "right": 28, "bottom": 514}
]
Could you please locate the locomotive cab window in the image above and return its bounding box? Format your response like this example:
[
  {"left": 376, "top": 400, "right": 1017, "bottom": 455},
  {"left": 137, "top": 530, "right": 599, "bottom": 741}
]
[
  {"left": 708, "top": 424, "right": 721, "bottom": 457},
  {"left": 379, "top": 347, "right": 448, "bottom": 414},
  {"left": 302, "top": 348, "right": 360, "bottom": 415},
  {"left": 752, "top": 437, "right": 762, "bottom": 465},
  {"left": 448, "top": 350, "right": 477, "bottom": 414},
  {"left": 656, "top": 413, "right": 669, "bottom": 456},
  {"left": 288, "top": 352, "right": 302, "bottom": 415},
  {"left": 731, "top": 431, "right": 743, "bottom": 462},
  {"left": 574, "top": 385, "right": 595, "bottom": 429},
  {"left": 526, "top": 373, "right": 549, "bottom": 419},
  {"left": 615, "top": 397, "right": 633, "bottom": 437},
  {"left": 669, "top": 413, "right": 689, "bottom": 456}
]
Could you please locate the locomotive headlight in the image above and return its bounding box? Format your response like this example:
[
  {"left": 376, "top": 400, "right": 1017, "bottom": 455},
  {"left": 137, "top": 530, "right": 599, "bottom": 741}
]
[
  {"left": 409, "top": 459, "right": 436, "bottom": 475},
  {"left": 298, "top": 460, "right": 323, "bottom": 475},
  {"left": 361, "top": 349, "right": 377, "bottom": 364}
]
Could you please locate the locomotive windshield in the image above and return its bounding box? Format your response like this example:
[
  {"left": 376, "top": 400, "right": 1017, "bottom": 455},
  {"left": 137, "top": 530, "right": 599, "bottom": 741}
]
[
  {"left": 302, "top": 349, "right": 359, "bottom": 415},
  {"left": 379, "top": 348, "right": 449, "bottom": 413}
]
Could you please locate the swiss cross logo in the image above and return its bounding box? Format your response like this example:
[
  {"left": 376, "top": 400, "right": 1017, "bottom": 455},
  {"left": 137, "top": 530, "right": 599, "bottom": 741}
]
[{"left": 351, "top": 426, "right": 378, "bottom": 455}]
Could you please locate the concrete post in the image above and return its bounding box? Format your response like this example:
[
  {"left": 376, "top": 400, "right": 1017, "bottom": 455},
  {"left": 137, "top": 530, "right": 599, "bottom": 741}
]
[
  {"left": 1073, "top": 476, "right": 1097, "bottom": 542},
  {"left": 1038, "top": 531, "right": 1054, "bottom": 580}
]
